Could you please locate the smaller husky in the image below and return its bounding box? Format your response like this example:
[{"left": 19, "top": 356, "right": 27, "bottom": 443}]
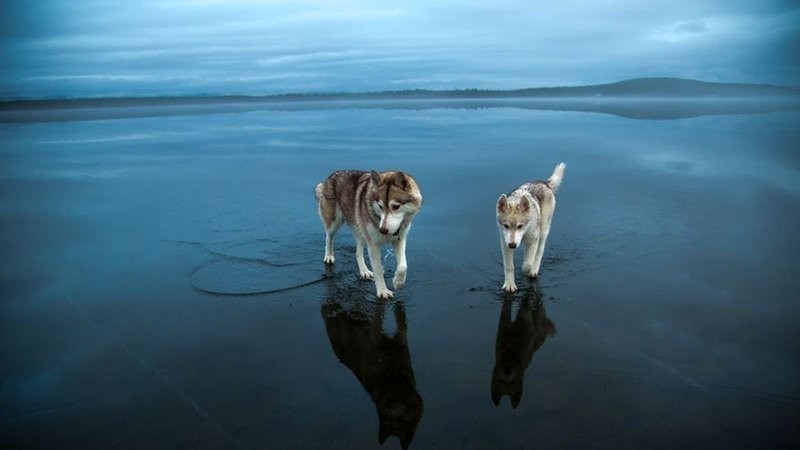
[
  {"left": 316, "top": 170, "right": 423, "bottom": 298},
  {"left": 496, "top": 163, "right": 566, "bottom": 292}
]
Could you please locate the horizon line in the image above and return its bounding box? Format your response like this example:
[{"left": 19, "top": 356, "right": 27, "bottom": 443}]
[{"left": 2, "top": 77, "right": 799, "bottom": 104}]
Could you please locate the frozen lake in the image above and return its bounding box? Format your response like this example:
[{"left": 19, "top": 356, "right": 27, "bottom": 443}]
[{"left": 1, "top": 99, "right": 799, "bottom": 448}]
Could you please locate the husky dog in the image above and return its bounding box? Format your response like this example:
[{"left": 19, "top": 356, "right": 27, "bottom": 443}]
[
  {"left": 315, "top": 170, "right": 423, "bottom": 298},
  {"left": 496, "top": 163, "right": 566, "bottom": 292}
]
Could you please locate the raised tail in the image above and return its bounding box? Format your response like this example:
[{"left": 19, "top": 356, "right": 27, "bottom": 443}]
[
  {"left": 314, "top": 182, "right": 324, "bottom": 201},
  {"left": 546, "top": 162, "right": 566, "bottom": 192}
]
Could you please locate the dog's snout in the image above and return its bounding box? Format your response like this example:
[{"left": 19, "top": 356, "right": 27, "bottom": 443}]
[
  {"left": 379, "top": 227, "right": 389, "bottom": 235},
  {"left": 508, "top": 242, "right": 517, "bottom": 249}
]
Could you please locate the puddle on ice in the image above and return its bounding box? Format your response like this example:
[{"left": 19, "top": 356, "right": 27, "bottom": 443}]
[
  {"left": 191, "top": 236, "right": 322, "bottom": 295},
  {"left": 191, "top": 259, "right": 323, "bottom": 295}
]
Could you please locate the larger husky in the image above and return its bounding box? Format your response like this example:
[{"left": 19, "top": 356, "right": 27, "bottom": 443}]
[
  {"left": 316, "top": 170, "right": 423, "bottom": 298},
  {"left": 496, "top": 163, "right": 566, "bottom": 292}
]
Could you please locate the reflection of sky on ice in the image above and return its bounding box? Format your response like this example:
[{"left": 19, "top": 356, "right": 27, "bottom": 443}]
[{"left": 1, "top": 103, "right": 799, "bottom": 447}]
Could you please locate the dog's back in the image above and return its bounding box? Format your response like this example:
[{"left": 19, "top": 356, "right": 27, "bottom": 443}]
[
  {"left": 518, "top": 162, "right": 566, "bottom": 213},
  {"left": 315, "top": 170, "right": 369, "bottom": 228}
]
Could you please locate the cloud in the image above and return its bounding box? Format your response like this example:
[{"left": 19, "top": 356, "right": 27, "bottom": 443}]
[
  {"left": 1, "top": 0, "right": 799, "bottom": 99},
  {"left": 674, "top": 21, "right": 709, "bottom": 34}
]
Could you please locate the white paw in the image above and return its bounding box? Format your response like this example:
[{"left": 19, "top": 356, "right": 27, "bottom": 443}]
[
  {"left": 359, "top": 270, "right": 374, "bottom": 280},
  {"left": 392, "top": 270, "right": 406, "bottom": 290},
  {"left": 523, "top": 268, "right": 538, "bottom": 278},
  {"left": 323, "top": 255, "right": 335, "bottom": 264},
  {"left": 502, "top": 280, "right": 518, "bottom": 292},
  {"left": 376, "top": 287, "right": 394, "bottom": 299}
]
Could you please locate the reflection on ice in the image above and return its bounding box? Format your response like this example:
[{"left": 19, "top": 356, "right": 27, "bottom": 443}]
[
  {"left": 322, "top": 275, "right": 423, "bottom": 449},
  {"left": 492, "top": 287, "right": 556, "bottom": 409}
]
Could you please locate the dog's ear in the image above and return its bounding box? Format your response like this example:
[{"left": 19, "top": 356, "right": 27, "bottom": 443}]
[
  {"left": 378, "top": 422, "right": 390, "bottom": 444},
  {"left": 511, "top": 390, "right": 522, "bottom": 409},
  {"left": 394, "top": 171, "right": 408, "bottom": 189},
  {"left": 497, "top": 194, "right": 508, "bottom": 213},
  {"left": 491, "top": 386, "right": 502, "bottom": 406},
  {"left": 519, "top": 195, "right": 530, "bottom": 213},
  {"left": 370, "top": 170, "right": 381, "bottom": 185}
]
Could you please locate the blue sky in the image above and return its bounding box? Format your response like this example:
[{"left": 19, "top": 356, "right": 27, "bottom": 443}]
[{"left": 1, "top": 0, "right": 798, "bottom": 99}]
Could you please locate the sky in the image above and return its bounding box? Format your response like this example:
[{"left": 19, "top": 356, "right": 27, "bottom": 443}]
[{"left": 1, "top": 0, "right": 799, "bottom": 99}]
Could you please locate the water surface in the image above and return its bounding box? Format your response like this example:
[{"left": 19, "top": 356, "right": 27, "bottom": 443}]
[{"left": 1, "top": 101, "right": 798, "bottom": 449}]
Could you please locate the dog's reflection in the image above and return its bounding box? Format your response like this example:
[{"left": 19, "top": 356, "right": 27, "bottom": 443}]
[
  {"left": 322, "top": 282, "right": 423, "bottom": 449},
  {"left": 491, "top": 288, "right": 556, "bottom": 408}
]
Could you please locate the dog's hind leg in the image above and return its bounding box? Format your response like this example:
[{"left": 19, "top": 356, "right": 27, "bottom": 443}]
[
  {"left": 355, "top": 237, "right": 374, "bottom": 280},
  {"left": 392, "top": 237, "right": 407, "bottom": 290},
  {"left": 319, "top": 200, "right": 343, "bottom": 264},
  {"left": 522, "top": 233, "right": 541, "bottom": 278},
  {"left": 531, "top": 198, "right": 556, "bottom": 275}
]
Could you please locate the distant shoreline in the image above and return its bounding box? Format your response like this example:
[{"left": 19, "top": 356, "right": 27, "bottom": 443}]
[
  {"left": 2, "top": 96, "right": 799, "bottom": 123},
  {"left": 2, "top": 77, "right": 799, "bottom": 108}
]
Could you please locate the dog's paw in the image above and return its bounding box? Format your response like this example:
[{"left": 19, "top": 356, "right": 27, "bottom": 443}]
[
  {"left": 523, "top": 269, "right": 538, "bottom": 278},
  {"left": 502, "top": 281, "right": 518, "bottom": 293},
  {"left": 392, "top": 271, "right": 406, "bottom": 290},
  {"left": 323, "top": 255, "right": 335, "bottom": 264},
  {"left": 376, "top": 287, "right": 394, "bottom": 299},
  {"left": 359, "top": 270, "right": 374, "bottom": 280}
]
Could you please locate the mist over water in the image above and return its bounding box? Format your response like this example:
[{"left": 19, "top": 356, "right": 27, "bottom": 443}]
[{"left": 1, "top": 102, "right": 798, "bottom": 448}]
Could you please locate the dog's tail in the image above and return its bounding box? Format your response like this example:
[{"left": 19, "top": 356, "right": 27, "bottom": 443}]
[
  {"left": 546, "top": 162, "right": 566, "bottom": 192},
  {"left": 314, "top": 182, "right": 324, "bottom": 201}
]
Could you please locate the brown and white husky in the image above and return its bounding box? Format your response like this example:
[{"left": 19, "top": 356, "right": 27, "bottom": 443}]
[
  {"left": 496, "top": 163, "right": 566, "bottom": 292},
  {"left": 316, "top": 170, "right": 423, "bottom": 298}
]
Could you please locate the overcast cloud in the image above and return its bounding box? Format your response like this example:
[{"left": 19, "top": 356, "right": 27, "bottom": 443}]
[{"left": 1, "top": 0, "right": 798, "bottom": 99}]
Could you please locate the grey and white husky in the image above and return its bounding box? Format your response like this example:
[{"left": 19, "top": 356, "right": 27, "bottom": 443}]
[
  {"left": 496, "top": 163, "right": 566, "bottom": 292},
  {"left": 315, "top": 170, "right": 423, "bottom": 298}
]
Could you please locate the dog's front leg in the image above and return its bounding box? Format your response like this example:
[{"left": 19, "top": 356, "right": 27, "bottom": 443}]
[
  {"left": 367, "top": 244, "right": 393, "bottom": 299},
  {"left": 391, "top": 237, "right": 407, "bottom": 290},
  {"left": 500, "top": 235, "right": 517, "bottom": 292}
]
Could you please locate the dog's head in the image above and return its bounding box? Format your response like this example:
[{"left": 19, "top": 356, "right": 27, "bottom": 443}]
[
  {"left": 497, "top": 193, "right": 533, "bottom": 249},
  {"left": 491, "top": 362, "right": 524, "bottom": 408},
  {"left": 370, "top": 170, "right": 422, "bottom": 236}
]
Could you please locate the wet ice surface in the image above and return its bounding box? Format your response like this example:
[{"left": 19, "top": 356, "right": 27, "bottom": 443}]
[{"left": 1, "top": 102, "right": 799, "bottom": 449}]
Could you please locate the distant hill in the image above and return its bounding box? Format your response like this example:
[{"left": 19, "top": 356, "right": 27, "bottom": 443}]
[
  {"left": 509, "top": 77, "right": 799, "bottom": 98},
  {"left": 270, "top": 77, "right": 799, "bottom": 100}
]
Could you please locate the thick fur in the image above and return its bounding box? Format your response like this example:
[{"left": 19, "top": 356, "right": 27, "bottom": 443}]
[
  {"left": 316, "top": 170, "right": 423, "bottom": 298},
  {"left": 496, "top": 163, "right": 565, "bottom": 292},
  {"left": 322, "top": 298, "right": 423, "bottom": 450},
  {"left": 491, "top": 294, "right": 556, "bottom": 408}
]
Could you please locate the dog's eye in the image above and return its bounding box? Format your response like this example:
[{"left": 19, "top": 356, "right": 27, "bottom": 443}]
[
  {"left": 391, "top": 204, "right": 401, "bottom": 211},
  {"left": 516, "top": 225, "right": 523, "bottom": 230},
  {"left": 503, "top": 224, "right": 510, "bottom": 229}
]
